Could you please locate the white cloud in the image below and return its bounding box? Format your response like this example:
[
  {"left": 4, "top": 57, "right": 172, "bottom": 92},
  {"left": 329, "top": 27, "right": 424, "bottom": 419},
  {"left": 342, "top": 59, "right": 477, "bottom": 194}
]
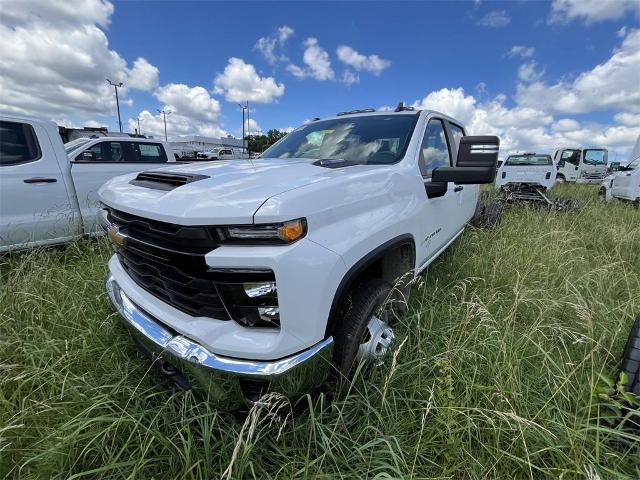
[
  {"left": 84, "top": 120, "right": 105, "bottom": 128},
  {"left": 614, "top": 112, "right": 640, "bottom": 126},
  {"left": 154, "top": 83, "right": 220, "bottom": 122},
  {"left": 477, "top": 10, "right": 511, "bottom": 28},
  {"left": 548, "top": 0, "right": 640, "bottom": 24},
  {"left": 411, "top": 87, "right": 637, "bottom": 158},
  {"left": 130, "top": 82, "right": 225, "bottom": 138},
  {"left": 518, "top": 61, "right": 544, "bottom": 83},
  {"left": 286, "top": 38, "right": 334, "bottom": 81},
  {"left": 0, "top": 0, "right": 160, "bottom": 122},
  {"left": 128, "top": 109, "right": 228, "bottom": 140},
  {"left": 336, "top": 45, "right": 390, "bottom": 75},
  {"left": 342, "top": 70, "right": 360, "bottom": 86},
  {"left": 507, "top": 45, "right": 535, "bottom": 59},
  {"left": 516, "top": 28, "right": 640, "bottom": 114},
  {"left": 213, "top": 57, "right": 285, "bottom": 103},
  {"left": 244, "top": 118, "right": 261, "bottom": 135},
  {"left": 254, "top": 25, "right": 294, "bottom": 64},
  {"left": 278, "top": 26, "right": 294, "bottom": 43},
  {"left": 126, "top": 57, "right": 159, "bottom": 91}
]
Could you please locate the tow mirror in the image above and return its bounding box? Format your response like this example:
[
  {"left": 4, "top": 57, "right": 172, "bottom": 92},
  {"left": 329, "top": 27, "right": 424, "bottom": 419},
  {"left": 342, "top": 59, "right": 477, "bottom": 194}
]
[{"left": 432, "top": 136, "right": 499, "bottom": 184}]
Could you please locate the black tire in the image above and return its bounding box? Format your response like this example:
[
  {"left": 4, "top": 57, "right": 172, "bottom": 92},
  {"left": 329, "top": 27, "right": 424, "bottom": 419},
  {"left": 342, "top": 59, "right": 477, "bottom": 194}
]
[
  {"left": 556, "top": 175, "right": 566, "bottom": 184},
  {"left": 598, "top": 188, "right": 607, "bottom": 202},
  {"left": 482, "top": 201, "right": 503, "bottom": 228},
  {"left": 620, "top": 315, "right": 640, "bottom": 397},
  {"left": 333, "top": 278, "right": 393, "bottom": 387},
  {"left": 470, "top": 200, "right": 486, "bottom": 227}
]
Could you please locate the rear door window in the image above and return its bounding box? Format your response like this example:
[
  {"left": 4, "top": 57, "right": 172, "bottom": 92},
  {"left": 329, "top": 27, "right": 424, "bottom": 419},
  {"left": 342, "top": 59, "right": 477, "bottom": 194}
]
[
  {"left": 128, "top": 142, "right": 168, "bottom": 163},
  {"left": 0, "top": 121, "right": 42, "bottom": 166}
]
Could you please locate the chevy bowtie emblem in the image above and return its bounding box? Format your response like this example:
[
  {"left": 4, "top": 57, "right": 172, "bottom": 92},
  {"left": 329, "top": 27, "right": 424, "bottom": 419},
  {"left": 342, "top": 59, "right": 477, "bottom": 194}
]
[{"left": 107, "top": 226, "right": 127, "bottom": 247}]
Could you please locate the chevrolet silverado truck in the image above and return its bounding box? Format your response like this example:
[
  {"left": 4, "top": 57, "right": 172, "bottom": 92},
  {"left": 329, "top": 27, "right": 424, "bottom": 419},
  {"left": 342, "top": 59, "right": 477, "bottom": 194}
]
[
  {"left": 99, "top": 108, "right": 499, "bottom": 406},
  {"left": 0, "top": 114, "right": 176, "bottom": 251}
]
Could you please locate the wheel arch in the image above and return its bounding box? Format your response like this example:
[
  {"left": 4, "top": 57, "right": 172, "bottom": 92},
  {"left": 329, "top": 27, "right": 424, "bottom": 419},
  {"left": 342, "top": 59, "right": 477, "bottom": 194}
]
[{"left": 324, "top": 234, "right": 416, "bottom": 337}]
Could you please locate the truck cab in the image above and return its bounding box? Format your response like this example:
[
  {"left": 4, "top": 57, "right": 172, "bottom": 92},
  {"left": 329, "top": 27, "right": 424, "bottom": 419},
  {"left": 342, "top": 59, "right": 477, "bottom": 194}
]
[
  {"left": 554, "top": 147, "right": 608, "bottom": 184},
  {"left": 600, "top": 156, "right": 640, "bottom": 205},
  {"left": 0, "top": 114, "right": 176, "bottom": 251}
]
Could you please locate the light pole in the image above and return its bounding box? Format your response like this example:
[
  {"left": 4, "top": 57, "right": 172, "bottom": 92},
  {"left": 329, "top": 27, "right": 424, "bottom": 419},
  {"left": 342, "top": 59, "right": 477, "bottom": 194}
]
[
  {"left": 246, "top": 100, "right": 250, "bottom": 155},
  {"left": 237, "top": 102, "right": 247, "bottom": 152},
  {"left": 106, "top": 79, "right": 124, "bottom": 132},
  {"left": 136, "top": 117, "right": 143, "bottom": 136},
  {"left": 157, "top": 109, "right": 172, "bottom": 141}
]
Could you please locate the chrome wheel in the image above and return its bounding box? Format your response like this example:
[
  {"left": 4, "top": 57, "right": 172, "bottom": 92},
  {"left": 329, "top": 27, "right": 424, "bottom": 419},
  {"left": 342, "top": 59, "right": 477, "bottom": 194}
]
[{"left": 356, "top": 315, "right": 395, "bottom": 365}]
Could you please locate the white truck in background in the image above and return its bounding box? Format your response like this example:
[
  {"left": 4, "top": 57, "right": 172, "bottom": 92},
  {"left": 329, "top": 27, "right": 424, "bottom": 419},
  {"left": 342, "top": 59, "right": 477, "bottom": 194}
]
[
  {"left": 0, "top": 114, "right": 177, "bottom": 252},
  {"left": 554, "top": 147, "right": 608, "bottom": 184},
  {"left": 202, "top": 147, "right": 248, "bottom": 160},
  {"left": 495, "top": 153, "right": 556, "bottom": 191},
  {"left": 599, "top": 135, "right": 640, "bottom": 206}
]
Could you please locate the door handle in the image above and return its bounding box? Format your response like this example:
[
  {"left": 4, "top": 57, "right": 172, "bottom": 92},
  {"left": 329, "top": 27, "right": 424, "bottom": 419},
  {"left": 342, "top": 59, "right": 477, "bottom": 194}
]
[
  {"left": 24, "top": 177, "right": 57, "bottom": 184},
  {"left": 454, "top": 185, "right": 464, "bottom": 192}
]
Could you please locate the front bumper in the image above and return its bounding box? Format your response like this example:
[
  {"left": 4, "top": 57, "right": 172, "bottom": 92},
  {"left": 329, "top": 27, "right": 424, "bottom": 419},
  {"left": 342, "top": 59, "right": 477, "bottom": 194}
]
[{"left": 106, "top": 275, "right": 334, "bottom": 407}]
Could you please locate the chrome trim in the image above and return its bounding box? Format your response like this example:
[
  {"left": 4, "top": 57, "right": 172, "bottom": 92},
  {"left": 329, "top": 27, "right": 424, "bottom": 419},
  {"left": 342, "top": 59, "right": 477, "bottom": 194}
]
[{"left": 106, "top": 275, "right": 334, "bottom": 405}]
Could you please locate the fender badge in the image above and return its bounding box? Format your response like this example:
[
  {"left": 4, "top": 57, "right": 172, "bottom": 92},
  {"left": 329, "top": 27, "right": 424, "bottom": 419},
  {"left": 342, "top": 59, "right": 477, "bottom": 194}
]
[{"left": 107, "top": 226, "right": 127, "bottom": 247}]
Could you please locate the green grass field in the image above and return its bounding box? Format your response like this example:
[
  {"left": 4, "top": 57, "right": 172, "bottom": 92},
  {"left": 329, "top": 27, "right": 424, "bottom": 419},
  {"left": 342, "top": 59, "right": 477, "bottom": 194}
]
[{"left": 1, "top": 185, "right": 639, "bottom": 479}]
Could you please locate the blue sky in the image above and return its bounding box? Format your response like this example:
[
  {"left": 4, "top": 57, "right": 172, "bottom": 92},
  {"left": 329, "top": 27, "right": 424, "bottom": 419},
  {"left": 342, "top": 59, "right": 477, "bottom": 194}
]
[{"left": 1, "top": 0, "right": 639, "bottom": 157}]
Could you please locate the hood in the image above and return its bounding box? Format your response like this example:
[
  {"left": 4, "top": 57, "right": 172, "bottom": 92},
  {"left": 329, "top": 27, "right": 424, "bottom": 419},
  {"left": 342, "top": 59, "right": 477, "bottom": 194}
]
[{"left": 98, "top": 158, "right": 340, "bottom": 225}]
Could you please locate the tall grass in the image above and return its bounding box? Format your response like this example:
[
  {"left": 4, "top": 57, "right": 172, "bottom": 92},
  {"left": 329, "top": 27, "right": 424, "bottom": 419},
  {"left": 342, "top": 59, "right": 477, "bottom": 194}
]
[{"left": 1, "top": 185, "right": 639, "bottom": 479}]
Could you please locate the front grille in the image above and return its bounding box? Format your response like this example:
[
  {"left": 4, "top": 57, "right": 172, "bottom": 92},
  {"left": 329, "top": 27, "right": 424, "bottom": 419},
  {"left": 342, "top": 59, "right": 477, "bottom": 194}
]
[{"left": 107, "top": 208, "right": 231, "bottom": 320}]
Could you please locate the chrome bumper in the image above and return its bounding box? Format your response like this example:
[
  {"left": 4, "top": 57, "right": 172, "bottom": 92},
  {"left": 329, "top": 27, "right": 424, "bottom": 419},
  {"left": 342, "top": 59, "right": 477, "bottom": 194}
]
[{"left": 106, "top": 275, "right": 334, "bottom": 407}]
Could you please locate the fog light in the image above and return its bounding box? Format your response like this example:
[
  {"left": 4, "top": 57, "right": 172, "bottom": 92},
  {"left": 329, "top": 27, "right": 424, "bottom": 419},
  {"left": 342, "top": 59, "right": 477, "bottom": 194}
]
[{"left": 244, "top": 282, "right": 277, "bottom": 298}]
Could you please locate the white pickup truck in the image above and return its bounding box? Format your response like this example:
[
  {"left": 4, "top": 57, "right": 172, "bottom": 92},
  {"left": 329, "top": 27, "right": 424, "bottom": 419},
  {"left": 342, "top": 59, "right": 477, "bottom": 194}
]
[
  {"left": 599, "top": 147, "right": 639, "bottom": 206},
  {"left": 495, "top": 153, "right": 556, "bottom": 191},
  {"left": 99, "top": 108, "right": 500, "bottom": 406},
  {"left": 0, "top": 114, "right": 176, "bottom": 251}
]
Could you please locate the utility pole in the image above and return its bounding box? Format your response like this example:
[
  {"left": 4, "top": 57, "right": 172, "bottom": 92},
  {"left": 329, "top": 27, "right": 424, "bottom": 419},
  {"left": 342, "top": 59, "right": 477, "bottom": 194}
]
[
  {"left": 157, "top": 109, "right": 171, "bottom": 141},
  {"left": 106, "top": 79, "right": 124, "bottom": 132},
  {"left": 237, "top": 103, "right": 247, "bottom": 152},
  {"left": 246, "top": 100, "right": 250, "bottom": 155},
  {"left": 136, "top": 117, "right": 143, "bottom": 136}
]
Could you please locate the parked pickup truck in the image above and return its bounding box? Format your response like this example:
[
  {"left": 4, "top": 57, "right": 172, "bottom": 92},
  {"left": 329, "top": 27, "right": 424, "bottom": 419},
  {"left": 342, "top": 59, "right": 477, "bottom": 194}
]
[
  {"left": 599, "top": 143, "right": 639, "bottom": 206},
  {"left": 495, "top": 153, "right": 556, "bottom": 191},
  {"left": 100, "top": 108, "right": 499, "bottom": 407},
  {"left": 0, "top": 114, "right": 176, "bottom": 252}
]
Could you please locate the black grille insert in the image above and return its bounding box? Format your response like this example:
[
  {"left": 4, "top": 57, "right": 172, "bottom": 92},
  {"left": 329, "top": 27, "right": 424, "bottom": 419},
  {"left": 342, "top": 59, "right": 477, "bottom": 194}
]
[{"left": 107, "top": 207, "right": 230, "bottom": 320}]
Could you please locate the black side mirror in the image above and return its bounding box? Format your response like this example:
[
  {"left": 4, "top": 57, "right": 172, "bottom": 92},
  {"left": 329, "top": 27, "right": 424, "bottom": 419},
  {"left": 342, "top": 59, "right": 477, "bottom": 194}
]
[{"left": 432, "top": 136, "right": 499, "bottom": 185}]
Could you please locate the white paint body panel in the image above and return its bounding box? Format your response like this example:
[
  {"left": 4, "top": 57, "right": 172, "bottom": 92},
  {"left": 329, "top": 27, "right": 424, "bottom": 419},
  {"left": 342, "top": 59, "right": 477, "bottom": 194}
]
[
  {"left": 101, "top": 110, "right": 484, "bottom": 360},
  {"left": 601, "top": 157, "right": 640, "bottom": 203},
  {"left": 495, "top": 164, "right": 557, "bottom": 190},
  {"left": 0, "top": 114, "right": 176, "bottom": 251}
]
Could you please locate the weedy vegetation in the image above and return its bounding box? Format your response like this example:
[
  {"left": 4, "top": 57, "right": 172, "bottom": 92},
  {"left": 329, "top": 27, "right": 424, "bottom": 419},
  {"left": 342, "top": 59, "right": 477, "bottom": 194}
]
[{"left": 1, "top": 185, "right": 639, "bottom": 479}]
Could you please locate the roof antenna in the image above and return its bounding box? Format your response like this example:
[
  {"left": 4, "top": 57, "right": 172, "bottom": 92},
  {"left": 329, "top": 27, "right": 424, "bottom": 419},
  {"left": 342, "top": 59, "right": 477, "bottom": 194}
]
[{"left": 394, "top": 101, "right": 405, "bottom": 112}]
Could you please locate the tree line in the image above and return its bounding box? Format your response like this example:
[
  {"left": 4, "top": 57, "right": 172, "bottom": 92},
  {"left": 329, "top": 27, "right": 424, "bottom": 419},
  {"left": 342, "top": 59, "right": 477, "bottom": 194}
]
[{"left": 246, "top": 129, "right": 288, "bottom": 153}]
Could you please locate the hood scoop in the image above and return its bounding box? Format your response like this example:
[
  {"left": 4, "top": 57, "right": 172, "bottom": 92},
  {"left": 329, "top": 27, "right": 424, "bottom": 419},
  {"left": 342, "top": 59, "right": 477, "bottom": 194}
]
[{"left": 129, "top": 171, "right": 209, "bottom": 191}]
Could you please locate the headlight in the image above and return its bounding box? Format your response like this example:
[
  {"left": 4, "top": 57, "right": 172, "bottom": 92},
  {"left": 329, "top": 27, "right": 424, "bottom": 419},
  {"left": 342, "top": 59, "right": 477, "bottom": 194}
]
[{"left": 216, "top": 218, "right": 307, "bottom": 245}]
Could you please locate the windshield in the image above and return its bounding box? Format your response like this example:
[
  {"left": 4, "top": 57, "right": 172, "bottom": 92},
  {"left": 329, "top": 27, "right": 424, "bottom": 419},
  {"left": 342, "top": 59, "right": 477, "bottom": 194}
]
[
  {"left": 64, "top": 138, "right": 91, "bottom": 155},
  {"left": 583, "top": 149, "right": 607, "bottom": 165},
  {"left": 505, "top": 155, "right": 552, "bottom": 166},
  {"left": 262, "top": 114, "right": 419, "bottom": 164}
]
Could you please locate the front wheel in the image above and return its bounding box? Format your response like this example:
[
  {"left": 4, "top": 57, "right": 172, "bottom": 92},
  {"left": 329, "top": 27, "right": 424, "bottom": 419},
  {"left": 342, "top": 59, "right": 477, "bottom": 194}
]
[
  {"left": 556, "top": 175, "right": 566, "bottom": 184},
  {"left": 333, "top": 278, "right": 396, "bottom": 389}
]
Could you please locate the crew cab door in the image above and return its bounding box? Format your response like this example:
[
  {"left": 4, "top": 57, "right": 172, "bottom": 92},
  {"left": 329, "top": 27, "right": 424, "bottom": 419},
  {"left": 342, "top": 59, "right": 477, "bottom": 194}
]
[
  {"left": 415, "top": 117, "right": 465, "bottom": 266},
  {"left": 0, "top": 119, "right": 76, "bottom": 249},
  {"left": 557, "top": 149, "right": 580, "bottom": 181},
  {"left": 70, "top": 140, "right": 170, "bottom": 233},
  {"left": 612, "top": 158, "right": 639, "bottom": 199}
]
